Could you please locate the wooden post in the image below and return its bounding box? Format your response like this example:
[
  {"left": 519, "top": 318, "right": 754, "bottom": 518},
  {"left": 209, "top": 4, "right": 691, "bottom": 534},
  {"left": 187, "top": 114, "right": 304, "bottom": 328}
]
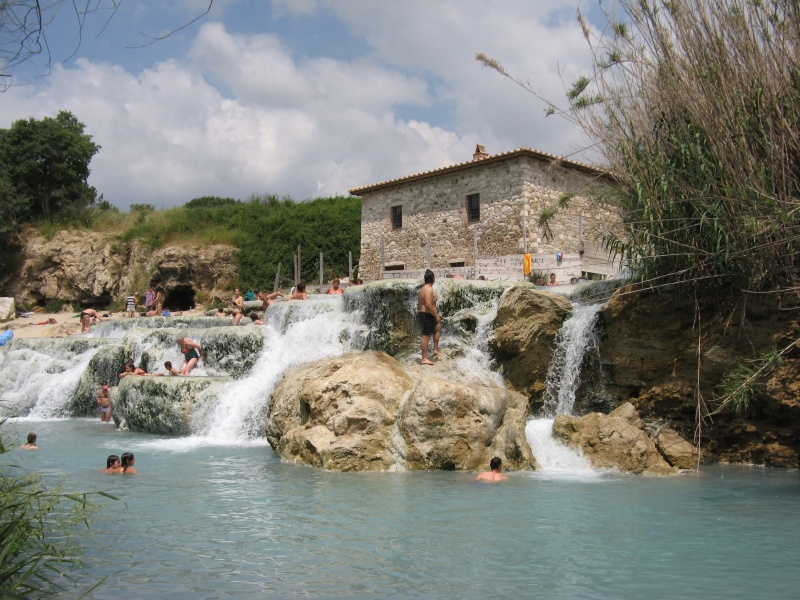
[
  {"left": 348, "top": 251, "right": 353, "bottom": 281},
  {"left": 319, "top": 252, "right": 324, "bottom": 288},
  {"left": 473, "top": 227, "right": 478, "bottom": 267},
  {"left": 273, "top": 262, "right": 281, "bottom": 292},
  {"left": 380, "top": 235, "right": 385, "bottom": 280},
  {"left": 297, "top": 245, "right": 301, "bottom": 284}
]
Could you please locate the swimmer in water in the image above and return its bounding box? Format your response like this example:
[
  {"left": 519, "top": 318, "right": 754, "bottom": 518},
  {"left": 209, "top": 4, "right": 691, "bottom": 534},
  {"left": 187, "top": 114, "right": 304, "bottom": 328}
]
[
  {"left": 120, "top": 452, "right": 137, "bottom": 474},
  {"left": 106, "top": 455, "right": 121, "bottom": 472},
  {"left": 21, "top": 432, "right": 38, "bottom": 449},
  {"left": 474, "top": 457, "right": 508, "bottom": 482}
]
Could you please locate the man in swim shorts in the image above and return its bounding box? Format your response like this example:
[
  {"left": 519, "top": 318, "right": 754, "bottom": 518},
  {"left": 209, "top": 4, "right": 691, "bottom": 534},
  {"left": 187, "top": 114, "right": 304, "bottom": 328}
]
[
  {"left": 417, "top": 269, "right": 441, "bottom": 365},
  {"left": 96, "top": 381, "right": 112, "bottom": 423}
]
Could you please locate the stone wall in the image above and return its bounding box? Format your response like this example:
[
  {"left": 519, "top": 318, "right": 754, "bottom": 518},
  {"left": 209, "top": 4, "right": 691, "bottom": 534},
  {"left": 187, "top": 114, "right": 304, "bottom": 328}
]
[{"left": 357, "top": 153, "right": 620, "bottom": 281}]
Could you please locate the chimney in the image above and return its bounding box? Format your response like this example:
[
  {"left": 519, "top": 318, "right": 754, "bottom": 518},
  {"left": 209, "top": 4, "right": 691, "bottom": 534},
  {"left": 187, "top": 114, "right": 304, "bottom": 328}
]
[{"left": 472, "top": 144, "right": 488, "bottom": 161}]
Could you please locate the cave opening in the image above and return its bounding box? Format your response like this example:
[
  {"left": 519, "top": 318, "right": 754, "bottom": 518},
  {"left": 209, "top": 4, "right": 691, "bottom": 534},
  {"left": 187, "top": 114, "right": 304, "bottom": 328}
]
[{"left": 163, "top": 285, "right": 196, "bottom": 311}]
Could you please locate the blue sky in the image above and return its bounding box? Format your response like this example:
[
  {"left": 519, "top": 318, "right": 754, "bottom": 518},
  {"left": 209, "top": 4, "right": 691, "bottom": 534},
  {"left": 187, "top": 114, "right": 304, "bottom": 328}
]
[{"left": 2, "top": 0, "right": 606, "bottom": 209}]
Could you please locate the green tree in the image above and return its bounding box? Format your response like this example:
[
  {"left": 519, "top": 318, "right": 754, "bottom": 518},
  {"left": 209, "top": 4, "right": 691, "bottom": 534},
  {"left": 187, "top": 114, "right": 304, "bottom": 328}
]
[{"left": 0, "top": 111, "right": 100, "bottom": 219}]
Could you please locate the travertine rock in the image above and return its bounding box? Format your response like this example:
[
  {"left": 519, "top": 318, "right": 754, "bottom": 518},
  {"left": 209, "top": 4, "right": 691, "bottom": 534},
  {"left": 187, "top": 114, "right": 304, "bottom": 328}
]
[
  {"left": 266, "top": 350, "right": 537, "bottom": 472},
  {"left": 552, "top": 402, "right": 676, "bottom": 475},
  {"left": 0, "top": 297, "right": 15, "bottom": 321},
  {"left": 3, "top": 229, "right": 237, "bottom": 308},
  {"left": 490, "top": 286, "right": 573, "bottom": 408}
]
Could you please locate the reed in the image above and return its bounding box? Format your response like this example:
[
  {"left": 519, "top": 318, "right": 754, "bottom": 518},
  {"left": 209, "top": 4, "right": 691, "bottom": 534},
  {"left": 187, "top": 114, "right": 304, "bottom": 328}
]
[{"left": 481, "top": 0, "right": 800, "bottom": 296}]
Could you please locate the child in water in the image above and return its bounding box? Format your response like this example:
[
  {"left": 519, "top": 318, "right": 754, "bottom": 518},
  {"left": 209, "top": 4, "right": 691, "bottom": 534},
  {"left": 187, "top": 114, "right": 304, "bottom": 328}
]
[
  {"left": 120, "top": 452, "right": 137, "bottom": 474},
  {"left": 105, "top": 455, "right": 121, "bottom": 472}
]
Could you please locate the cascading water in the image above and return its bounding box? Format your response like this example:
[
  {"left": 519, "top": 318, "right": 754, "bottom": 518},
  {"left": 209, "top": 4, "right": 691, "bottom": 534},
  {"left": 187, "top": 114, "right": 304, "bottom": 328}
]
[
  {"left": 542, "top": 303, "right": 604, "bottom": 418},
  {"left": 191, "top": 297, "right": 367, "bottom": 441},
  {"left": 1, "top": 281, "right": 604, "bottom": 477},
  {"left": 526, "top": 303, "right": 604, "bottom": 473}
]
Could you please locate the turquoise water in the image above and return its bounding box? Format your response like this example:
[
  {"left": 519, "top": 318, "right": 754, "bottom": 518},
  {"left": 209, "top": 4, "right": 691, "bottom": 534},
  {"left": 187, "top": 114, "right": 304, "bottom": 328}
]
[{"left": 5, "top": 419, "right": 800, "bottom": 599}]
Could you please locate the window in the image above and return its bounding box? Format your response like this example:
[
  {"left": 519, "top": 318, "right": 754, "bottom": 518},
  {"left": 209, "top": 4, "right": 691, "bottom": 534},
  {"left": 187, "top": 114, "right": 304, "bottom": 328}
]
[
  {"left": 385, "top": 264, "right": 405, "bottom": 271},
  {"left": 466, "top": 193, "right": 480, "bottom": 222},
  {"left": 391, "top": 205, "right": 403, "bottom": 229}
]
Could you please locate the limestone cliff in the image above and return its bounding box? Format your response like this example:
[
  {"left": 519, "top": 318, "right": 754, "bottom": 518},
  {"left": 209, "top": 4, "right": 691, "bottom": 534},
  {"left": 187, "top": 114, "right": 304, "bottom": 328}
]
[{"left": 2, "top": 228, "right": 238, "bottom": 309}]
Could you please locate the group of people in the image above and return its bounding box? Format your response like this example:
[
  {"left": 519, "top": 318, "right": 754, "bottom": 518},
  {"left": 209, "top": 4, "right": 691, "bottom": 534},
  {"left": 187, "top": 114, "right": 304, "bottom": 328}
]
[
  {"left": 105, "top": 452, "right": 137, "bottom": 474},
  {"left": 17, "top": 433, "right": 139, "bottom": 475}
]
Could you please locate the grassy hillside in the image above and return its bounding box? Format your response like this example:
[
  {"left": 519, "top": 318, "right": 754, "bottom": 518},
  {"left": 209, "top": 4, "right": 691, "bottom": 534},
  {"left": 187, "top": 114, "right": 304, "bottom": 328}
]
[{"left": 36, "top": 194, "right": 362, "bottom": 290}]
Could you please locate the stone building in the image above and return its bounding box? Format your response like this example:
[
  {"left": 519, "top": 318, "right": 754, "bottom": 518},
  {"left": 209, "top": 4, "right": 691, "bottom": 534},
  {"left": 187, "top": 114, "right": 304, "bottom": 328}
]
[{"left": 350, "top": 145, "right": 621, "bottom": 282}]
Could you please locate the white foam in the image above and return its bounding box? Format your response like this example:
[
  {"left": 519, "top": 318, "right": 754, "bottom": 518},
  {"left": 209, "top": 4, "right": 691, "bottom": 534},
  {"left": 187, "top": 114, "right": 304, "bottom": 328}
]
[{"left": 525, "top": 418, "right": 598, "bottom": 477}]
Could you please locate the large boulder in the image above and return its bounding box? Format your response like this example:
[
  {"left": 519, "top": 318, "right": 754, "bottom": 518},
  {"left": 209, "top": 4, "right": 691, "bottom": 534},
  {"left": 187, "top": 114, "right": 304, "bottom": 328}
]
[
  {"left": 267, "top": 351, "right": 412, "bottom": 470},
  {"left": 113, "top": 375, "right": 231, "bottom": 435},
  {"left": 400, "top": 375, "right": 536, "bottom": 471},
  {"left": 552, "top": 403, "right": 677, "bottom": 475},
  {"left": 267, "top": 350, "right": 537, "bottom": 471},
  {"left": 490, "top": 286, "right": 573, "bottom": 410},
  {"left": 0, "top": 297, "right": 15, "bottom": 321}
]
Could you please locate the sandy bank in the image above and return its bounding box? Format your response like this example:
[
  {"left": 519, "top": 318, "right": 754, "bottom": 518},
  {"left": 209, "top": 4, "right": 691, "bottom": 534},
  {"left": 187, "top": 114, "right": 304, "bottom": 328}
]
[{"left": 1, "top": 307, "right": 208, "bottom": 340}]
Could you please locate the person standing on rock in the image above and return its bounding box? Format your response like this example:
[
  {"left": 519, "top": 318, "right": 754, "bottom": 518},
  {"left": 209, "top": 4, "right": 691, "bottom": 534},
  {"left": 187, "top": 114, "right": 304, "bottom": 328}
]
[
  {"left": 475, "top": 457, "right": 508, "bottom": 482},
  {"left": 79, "top": 308, "right": 105, "bottom": 333},
  {"left": 125, "top": 293, "right": 136, "bottom": 318},
  {"left": 176, "top": 337, "right": 202, "bottom": 375},
  {"left": 145, "top": 287, "right": 155, "bottom": 310},
  {"left": 96, "top": 381, "right": 112, "bottom": 422},
  {"left": 417, "top": 269, "right": 441, "bottom": 365},
  {"left": 231, "top": 288, "right": 244, "bottom": 312}
]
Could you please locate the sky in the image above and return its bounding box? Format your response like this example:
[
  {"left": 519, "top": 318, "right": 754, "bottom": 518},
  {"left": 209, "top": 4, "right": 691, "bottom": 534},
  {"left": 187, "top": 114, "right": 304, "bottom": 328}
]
[{"left": 1, "top": 0, "right": 609, "bottom": 210}]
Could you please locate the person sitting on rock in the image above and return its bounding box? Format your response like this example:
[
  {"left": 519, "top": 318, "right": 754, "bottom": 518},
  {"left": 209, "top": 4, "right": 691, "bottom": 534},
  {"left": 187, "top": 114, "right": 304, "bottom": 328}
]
[
  {"left": 249, "top": 312, "right": 265, "bottom": 325},
  {"left": 258, "top": 291, "right": 284, "bottom": 310},
  {"left": 287, "top": 282, "right": 307, "bottom": 300},
  {"left": 326, "top": 278, "right": 344, "bottom": 294}
]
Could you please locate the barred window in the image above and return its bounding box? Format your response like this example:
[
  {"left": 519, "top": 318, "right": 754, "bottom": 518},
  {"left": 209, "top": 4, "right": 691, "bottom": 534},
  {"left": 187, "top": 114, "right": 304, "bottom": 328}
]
[
  {"left": 467, "top": 194, "right": 480, "bottom": 222},
  {"left": 391, "top": 205, "right": 402, "bottom": 229}
]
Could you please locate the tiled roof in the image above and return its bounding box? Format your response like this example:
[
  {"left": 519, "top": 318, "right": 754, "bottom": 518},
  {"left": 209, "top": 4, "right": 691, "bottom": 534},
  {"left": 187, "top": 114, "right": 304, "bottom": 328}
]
[{"left": 348, "top": 147, "right": 612, "bottom": 195}]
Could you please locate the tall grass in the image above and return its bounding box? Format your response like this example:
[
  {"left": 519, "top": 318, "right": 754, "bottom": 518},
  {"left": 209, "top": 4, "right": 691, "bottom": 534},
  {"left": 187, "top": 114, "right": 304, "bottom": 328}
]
[{"left": 480, "top": 0, "right": 800, "bottom": 296}]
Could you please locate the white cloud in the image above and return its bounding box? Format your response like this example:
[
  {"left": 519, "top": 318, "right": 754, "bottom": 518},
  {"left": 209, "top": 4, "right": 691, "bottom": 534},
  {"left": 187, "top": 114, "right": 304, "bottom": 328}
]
[{"left": 0, "top": 1, "right": 602, "bottom": 209}]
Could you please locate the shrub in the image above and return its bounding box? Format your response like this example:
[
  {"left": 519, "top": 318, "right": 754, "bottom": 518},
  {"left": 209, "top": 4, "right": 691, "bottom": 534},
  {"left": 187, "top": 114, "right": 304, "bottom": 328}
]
[{"left": 44, "top": 298, "right": 64, "bottom": 313}]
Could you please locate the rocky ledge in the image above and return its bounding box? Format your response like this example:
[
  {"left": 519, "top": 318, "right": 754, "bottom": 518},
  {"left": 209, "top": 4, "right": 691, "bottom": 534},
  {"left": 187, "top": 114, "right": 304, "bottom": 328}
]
[{"left": 266, "top": 350, "right": 537, "bottom": 472}]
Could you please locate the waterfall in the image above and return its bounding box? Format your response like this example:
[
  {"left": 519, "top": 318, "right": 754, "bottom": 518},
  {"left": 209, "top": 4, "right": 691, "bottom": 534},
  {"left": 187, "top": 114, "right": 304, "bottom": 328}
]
[
  {"left": 542, "top": 303, "right": 603, "bottom": 417},
  {"left": 190, "top": 297, "right": 365, "bottom": 440},
  {"left": 1, "top": 281, "right": 606, "bottom": 475},
  {"left": 528, "top": 303, "right": 604, "bottom": 473},
  {"left": 0, "top": 339, "right": 114, "bottom": 418}
]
